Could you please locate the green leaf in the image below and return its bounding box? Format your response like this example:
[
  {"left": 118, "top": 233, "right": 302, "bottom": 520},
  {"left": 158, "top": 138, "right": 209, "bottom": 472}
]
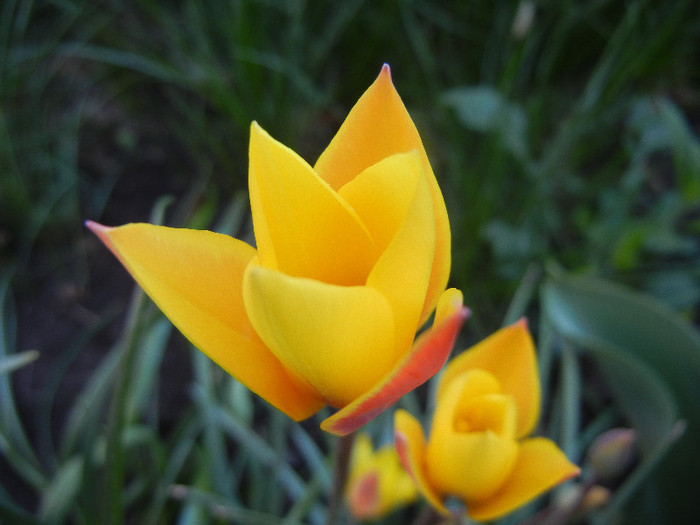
[
  {"left": 442, "top": 85, "right": 530, "bottom": 162},
  {"left": 658, "top": 99, "right": 700, "bottom": 203},
  {"left": 542, "top": 272, "right": 700, "bottom": 523},
  {"left": 38, "top": 456, "right": 84, "bottom": 522},
  {"left": 0, "top": 349, "right": 38, "bottom": 376}
]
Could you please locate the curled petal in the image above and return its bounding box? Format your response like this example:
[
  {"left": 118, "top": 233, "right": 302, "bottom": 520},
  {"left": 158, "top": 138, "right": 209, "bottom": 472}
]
[
  {"left": 438, "top": 319, "right": 540, "bottom": 438},
  {"left": 394, "top": 409, "right": 448, "bottom": 514},
  {"left": 362, "top": 152, "right": 436, "bottom": 354},
  {"left": 467, "top": 438, "right": 581, "bottom": 522},
  {"left": 85, "top": 221, "right": 324, "bottom": 420},
  {"left": 321, "top": 289, "right": 468, "bottom": 435},
  {"left": 243, "top": 263, "right": 396, "bottom": 407}
]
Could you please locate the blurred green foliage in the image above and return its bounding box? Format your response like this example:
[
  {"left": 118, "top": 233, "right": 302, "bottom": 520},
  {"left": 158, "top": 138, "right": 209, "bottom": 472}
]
[{"left": 1, "top": 0, "right": 699, "bottom": 523}]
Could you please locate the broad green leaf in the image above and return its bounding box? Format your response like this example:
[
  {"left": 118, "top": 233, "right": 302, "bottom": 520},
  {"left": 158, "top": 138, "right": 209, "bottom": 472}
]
[{"left": 543, "top": 272, "right": 700, "bottom": 523}]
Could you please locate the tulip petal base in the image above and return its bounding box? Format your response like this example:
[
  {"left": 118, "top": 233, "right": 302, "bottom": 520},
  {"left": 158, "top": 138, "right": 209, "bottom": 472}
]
[
  {"left": 394, "top": 322, "right": 580, "bottom": 522},
  {"left": 86, "top": 65, "right": 458, "bottom": 434}
]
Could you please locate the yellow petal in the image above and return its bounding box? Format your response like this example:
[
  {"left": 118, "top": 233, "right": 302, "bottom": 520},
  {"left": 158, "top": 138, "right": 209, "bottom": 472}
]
[
  {"left": 85, "top": 221, "right": 324, "bottom": 420},
  {"left": 394, "top": 409, "right": 448, "bottom": 515},
  {"left": 467, "top": 438, "right": 580, "bottom": 522},
  {"left": 364, "top": 152, "right": 435, "bottom": 355},
  {"left": 242, "top": 262, "right": 395, "bottom": 407},
  {"left": 314, "top": 64, "right": 450, "bottom": 324},
  {"left": 438, "top": 319, "right": 541, "bottom": 438},
  {"left": 248, "top": 122, "right": 377, "bottom": 286},
  {"left": 375, "top": 446, "right": 418, "bottom": 513},
  {"left": 338, "top": 151, "right": 421, "bottom": 256},
  {"left": 321, "top": 289, "right": 467, "bottom": 435},
  {"left": 347, "top": 435, "right": 418, "bottom": 519},
  {"left": 426, "top": 429, "right": 519, "bottom": 503},
  {"left": 427, "top": 372, "right": 518, "bottom": 501}
]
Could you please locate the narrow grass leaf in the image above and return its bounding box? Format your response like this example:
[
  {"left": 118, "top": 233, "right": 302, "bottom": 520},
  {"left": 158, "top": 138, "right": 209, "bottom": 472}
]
[
  {"left": 0, "top": 349, "right": 38, "bottom": 376},
  {"left": 38, "top": 456, "right": 84, "bottom": 522}
]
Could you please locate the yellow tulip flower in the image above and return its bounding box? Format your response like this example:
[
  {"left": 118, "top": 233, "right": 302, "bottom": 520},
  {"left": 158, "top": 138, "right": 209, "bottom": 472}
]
[
  {"left": 394, "top": 320, "right": 580, "bottom": 521},
  {"left": 345, "top": 434, "right": 417, "bottom": 520},
  {"left": 86, "top": 65, "right": 467, "bottom": 435}
]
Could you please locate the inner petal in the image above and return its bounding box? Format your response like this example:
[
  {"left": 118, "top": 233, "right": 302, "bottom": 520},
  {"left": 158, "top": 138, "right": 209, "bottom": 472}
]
[
  {"left": 455, "top": 394, "right": 517, "bottom": 439},
  {"left": 338, "top": 151, "right": 421, "bottom": 255},
  {"left": 248, "top": 122, "right": 377, "bottom": 286},
  {"left": 243, "top": 262, "right": 396, "bottom": 407}
]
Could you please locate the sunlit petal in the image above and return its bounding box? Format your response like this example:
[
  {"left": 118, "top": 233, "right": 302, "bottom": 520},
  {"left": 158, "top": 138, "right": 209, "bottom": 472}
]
[
  {"left": 467, "top": 438, "right": 581, "bottom": 522},
  {"left": 321, "top": 289, "right": 467, "bottom": 435},
  {"left": 437, "top": 319, "right": 540, "bottom": 438},
  {"left": 248, "top": 122, "right": 377, "bottom": 286},
  {"left": 86, "top": 221, "right": 324, "bottom": 420},
  {"left": 315, "top": 64, "right": 450, "bottom": 324},
  {"left": 243, "top": 262, "right": 395, "bottom": 407}
]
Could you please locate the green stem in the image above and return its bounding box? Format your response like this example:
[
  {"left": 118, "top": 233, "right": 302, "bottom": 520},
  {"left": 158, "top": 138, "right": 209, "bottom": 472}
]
[{"left": 325, "top": 432, "right": 356, "bottom": 525}]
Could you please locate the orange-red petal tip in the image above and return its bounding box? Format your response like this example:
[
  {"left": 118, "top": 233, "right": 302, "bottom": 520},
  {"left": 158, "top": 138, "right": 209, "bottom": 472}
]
[
  {"left": 320, "top": 305, "right": 468, "bottom": 436},
  {"left": 84, "top": 220, "right": 117, "bottom": 248},
  {"left": 85, "top": 220, "right": 108, "bottom": 234}
]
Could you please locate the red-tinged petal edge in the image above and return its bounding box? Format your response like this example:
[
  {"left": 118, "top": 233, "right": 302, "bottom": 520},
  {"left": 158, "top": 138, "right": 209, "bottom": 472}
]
[{"left": 320, "top": 305, "right": 469, "bottom": 435}]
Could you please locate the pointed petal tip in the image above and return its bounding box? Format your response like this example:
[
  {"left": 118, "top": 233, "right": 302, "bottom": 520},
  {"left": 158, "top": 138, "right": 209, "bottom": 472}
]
[
  {"left": 515, "top": 317, "right": 529, "bottom": 329},
  {"left": 380, "top": 63, "right": 391, "bottom": 77},
  {"left": 84, "top": 220, "right": 114, "bottom": 242}
]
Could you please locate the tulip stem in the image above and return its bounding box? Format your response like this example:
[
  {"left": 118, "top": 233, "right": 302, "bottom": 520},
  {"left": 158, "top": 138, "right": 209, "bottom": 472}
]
[{"left": 325, "top": 432, "right": 356, "bottom": 525}]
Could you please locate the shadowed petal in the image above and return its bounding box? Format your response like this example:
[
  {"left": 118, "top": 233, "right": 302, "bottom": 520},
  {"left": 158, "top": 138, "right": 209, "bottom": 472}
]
[
  {"left": 315, "top": 64, "right": 450, "bottom": 325},
  {"left": 394, "top": 409, "right": 448, "bottom": 514},
  {"left": 243, "top": 263, "right": 396, "bottom": 407},
  {"left": 85, "top": 221, "right": 324, "bottom": 420},
  {"left": 437, "top": 319, "right": 540, "bottom": 438},
  {"left": 467, "top": 437, "right": 581, "bottom": 522},
  {"left": 249, "top": 122, "right": 377, "bottom": 286},
  {"left": 320, "top": 289, "right": 468, "bottom": 435}
]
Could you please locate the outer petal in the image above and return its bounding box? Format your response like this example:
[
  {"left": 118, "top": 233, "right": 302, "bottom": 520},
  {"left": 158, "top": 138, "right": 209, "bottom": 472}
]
[
  {"left": 467, "top": 437, "right": 581, "bottom": 522},
  {"left": 243, "top": 262, "right": 395, "bottom": 407},
  {"left": 248, "top": 122, "right": 377, "bottom": 286},
  {"left": 85, "top": 221, "right": 324, "bottom": 420},
  {"left": 321, "top": 289, "right": 468, "bottom": 435},
  {"left": 362, "top": 152, "right": 435, "bottom": 355},
  {"left": 437, "top": 319, "right": 540, "bottom": 438},
  {"left": 394, "top": 409, "right": 448, "bottom": 514},
  {"left": 315, "top": 65, "right": 450, "bottom": 324}
]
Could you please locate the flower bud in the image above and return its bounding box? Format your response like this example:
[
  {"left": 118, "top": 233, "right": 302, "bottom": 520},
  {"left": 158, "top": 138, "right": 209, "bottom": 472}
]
[{"left": 588, "top": 428, "right": 637, "bottom": 482}]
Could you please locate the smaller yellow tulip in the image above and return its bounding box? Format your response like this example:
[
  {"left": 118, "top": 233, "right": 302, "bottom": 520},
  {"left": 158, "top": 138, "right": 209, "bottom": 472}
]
[
  {"left": 346, "top": 434, "right": 417, "bottom": 520},
  {"left": 394, "top": 320, "right": 580, "bottom": 522}
]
